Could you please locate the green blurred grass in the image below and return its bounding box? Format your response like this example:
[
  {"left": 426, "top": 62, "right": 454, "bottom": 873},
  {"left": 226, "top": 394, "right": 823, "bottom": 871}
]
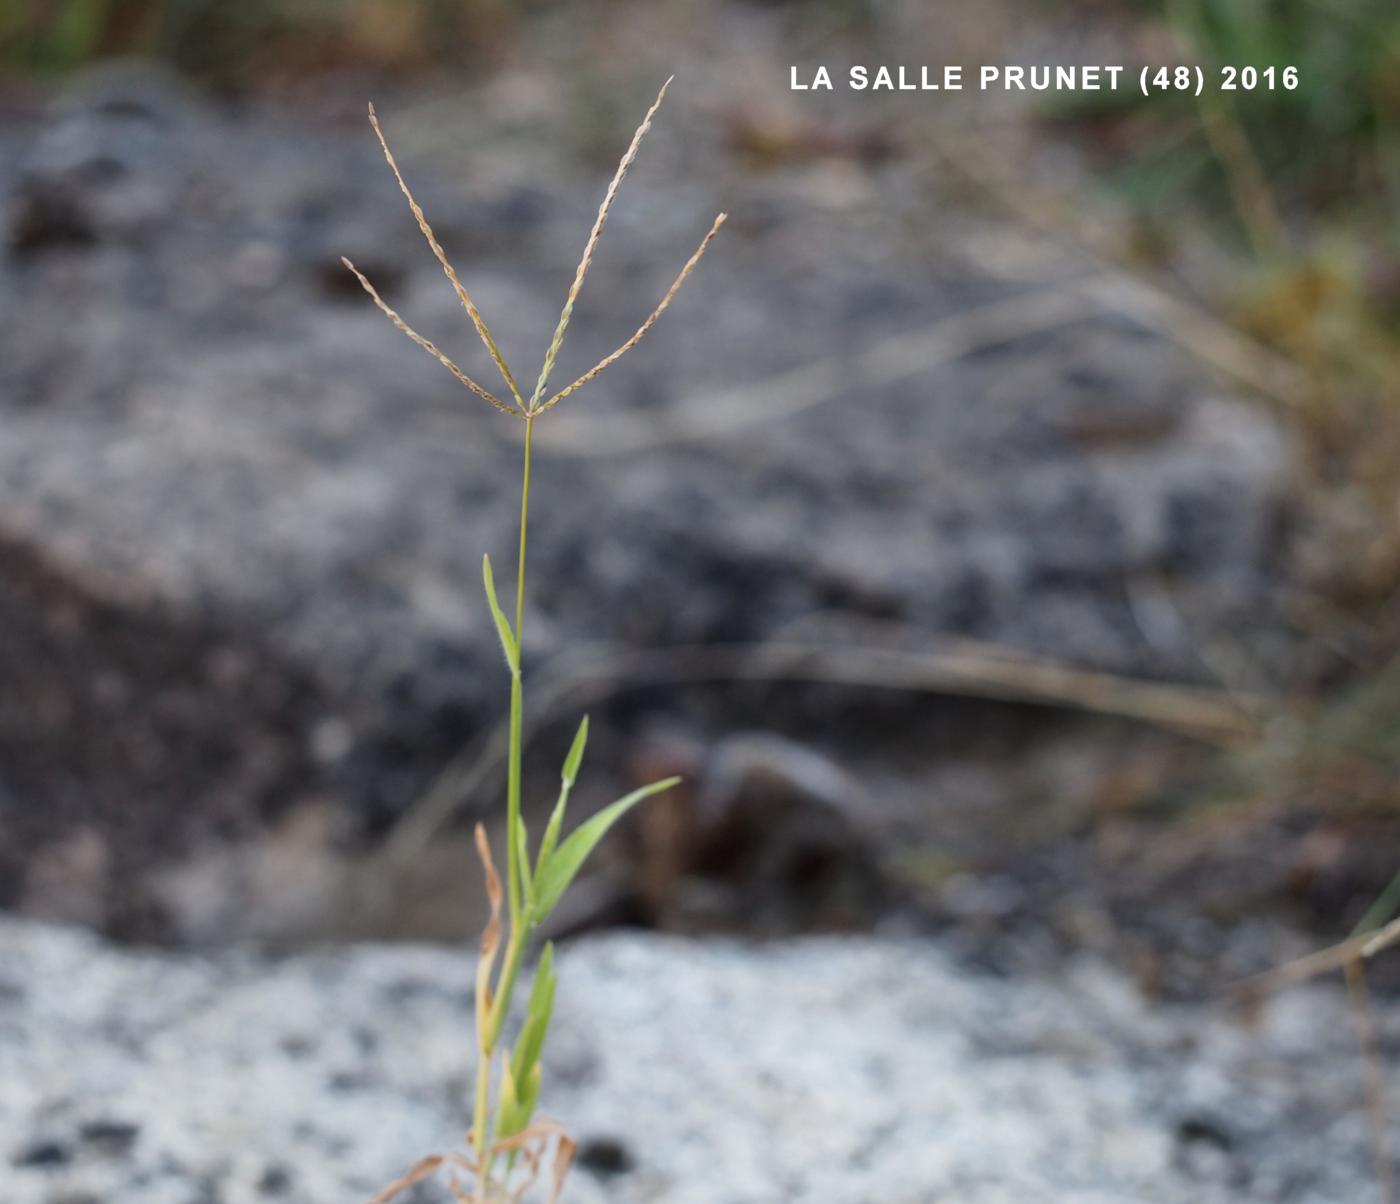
[
  {"left": 1055, "top": 2, "right": 1400, "bottom": 494},
  {"left": 0, "top": 0, "right": 516, "bottom": 84},
  {"left": 1063, "top": 0, "right": 1400, "bottom": 240}
]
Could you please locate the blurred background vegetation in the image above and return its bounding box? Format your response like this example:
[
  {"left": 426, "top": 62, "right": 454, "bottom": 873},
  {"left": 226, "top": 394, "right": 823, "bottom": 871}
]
[
  {"left": 1056, "top": 0, "right": 1400, "bottom": 948},
  {"left": 0, "top": 0, "right": 518, "bottom": 83}
]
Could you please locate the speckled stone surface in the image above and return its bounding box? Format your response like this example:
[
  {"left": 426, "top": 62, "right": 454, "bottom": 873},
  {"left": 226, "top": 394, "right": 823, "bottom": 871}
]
[{"left": 1, "top": 919, "right": 1390, "bottom": 1203}]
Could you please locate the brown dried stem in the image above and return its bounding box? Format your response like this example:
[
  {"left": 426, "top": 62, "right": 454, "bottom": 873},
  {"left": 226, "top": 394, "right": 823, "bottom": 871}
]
[
  {"left": 472, "top": 824, "right": 504, "bottom": 1165},
  {"left": 367, "top": 1154, "right": 476, "bottom": 1204},
  {"left": 1345, "top": 958, "right": 1397, "bottom": 1204},
  {"left": 1239, "top": 914, "right": 1400, "bottom": 997},
  {"left": 366, "top": 1125, "right": 573, "bottom": 1204}
]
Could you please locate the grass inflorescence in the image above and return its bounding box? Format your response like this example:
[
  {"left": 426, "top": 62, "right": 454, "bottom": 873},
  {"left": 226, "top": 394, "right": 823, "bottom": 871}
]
[{"left": 346, "top": 79, "right": 725, "bottom": 1204}]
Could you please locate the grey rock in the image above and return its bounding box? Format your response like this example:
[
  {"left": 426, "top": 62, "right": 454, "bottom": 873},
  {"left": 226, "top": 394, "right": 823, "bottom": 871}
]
[
  {"left": 0, "top": 68, "right": 1297, "bottom": 934},
  {"left": 7, "top": 65, "right": 202, "bottom": 255},
  {"left": 0, "top": 918, "right": 1391, "bottom": 1204},
  {"left": 619, "top": 731, "right": 889, "bottom": 934}
]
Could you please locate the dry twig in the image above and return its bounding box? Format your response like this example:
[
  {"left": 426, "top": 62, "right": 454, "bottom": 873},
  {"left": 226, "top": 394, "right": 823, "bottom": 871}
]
[{"left": 383, "top": 635, "right": 1262, "bottom": 865}]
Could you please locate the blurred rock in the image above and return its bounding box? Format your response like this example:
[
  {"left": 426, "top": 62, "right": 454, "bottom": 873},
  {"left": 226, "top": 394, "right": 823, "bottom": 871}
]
[
  {"left": 0, "top": 65, "right": 1296, "bottom": 938},
  {"left": 7, "top": 66, "right": 199, "bottom": 256},
  {"left": 1, "top": 917, "right": 1392, "bottom": 1204},
  {"left": 621, "top": 732, "right": 889, "bottom": 933}
]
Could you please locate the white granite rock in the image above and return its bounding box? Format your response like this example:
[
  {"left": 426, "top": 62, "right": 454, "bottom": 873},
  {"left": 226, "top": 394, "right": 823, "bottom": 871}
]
[{"left": 1, "top": 919, "right": 1389, "bottom": 1203}]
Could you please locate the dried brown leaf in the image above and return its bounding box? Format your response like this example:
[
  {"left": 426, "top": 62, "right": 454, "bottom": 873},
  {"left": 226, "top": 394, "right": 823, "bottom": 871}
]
[
  {"left": 547, "top": 1134, "right": 577, "bottom": 1204},
  {"left": 503, "top": 1140, "right": 543, "bottom": 1204},
  {"left": 366, "top": 1155, "right": 445, "bottom": 1204},
  {"left": 475, "top": 823, "right": 503, "bottom": 1039},
  {"left": 487, "top": 1118, "right": 565, "bottom": 1155},
  {"left": 446, "top": 1173, "right": 478, "bottom": 1203},
  {"left": 367, "top": 1152, "right": 479, "bottom": 1204}
]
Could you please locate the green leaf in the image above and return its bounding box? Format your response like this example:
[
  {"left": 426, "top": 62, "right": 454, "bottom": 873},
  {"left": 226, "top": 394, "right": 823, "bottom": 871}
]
[
  {"left": 536, "top": 719, "right": 588, "bottom": 877},
  {"left": 532, "top": 777, "right": 680, "bottom": 922},
  {"left": 519, "top": 1062, "right": 542, "bottom": 1129},
  {"left": 526, "top": 942, "right": 556, "bottom": 1022},
  {"left": 510, "top": 944, "right": 556, "bottom": 1088},
  {"left": 496, "top": 1054, "right": 523, "bottom": 1138},
  {"left": 562, "top": 715, "right": 589, "bottom": 787},
  {"left": 500, "top": 1061, "right": 543, "bottom": 1170},
  {"left": 482, "top": 553, "right": 518, "bottom": 673},
  {"left": 536, "top": 795, "right": 565, "bottom": 886},
  {"left": 514, "top": 815, "right": 533, "bottom": 907}
]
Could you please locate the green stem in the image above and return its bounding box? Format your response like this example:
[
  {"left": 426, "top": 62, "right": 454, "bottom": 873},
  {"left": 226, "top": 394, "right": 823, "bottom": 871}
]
[
  {"left": 506, "top": 416, "right": 534, "bottom": 923},
  {"left": 487, "top": 928, "right": 530, "bottom": 1047},
  {"left": 516, "top": 416, "right": 533, "bottom": 637},
  {"left": 478, "top": 413, "right": 536, "bottom": 1191}
]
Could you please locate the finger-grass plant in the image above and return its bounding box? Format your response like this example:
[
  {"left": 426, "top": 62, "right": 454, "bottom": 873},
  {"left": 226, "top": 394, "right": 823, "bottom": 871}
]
[{"left": 345, "top": 80, "right": 724, "bottom": 1204}]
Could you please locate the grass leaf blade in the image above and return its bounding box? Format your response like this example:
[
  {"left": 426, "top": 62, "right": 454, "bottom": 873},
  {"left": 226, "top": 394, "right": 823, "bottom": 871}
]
[
  {"left": 472, "top": 824, "right": 503, "bottom": 1041},
  {"left": 482, "top": 554, "right": 519, "bottom": 672},
  {"left": 562, "top": 715, "right": 589, "bottom": 787},
  {"left": 511, "top": 944, "right": 556, "bottom": 1088},
  {"left": 536, "top": 721, "right": 587, "bottom": 878},
  {"left": 515, "top": 815, "right": 533, "bottom": 907},
  {"left": 536, "top": 795, "right": 566, "bottom": 882},
  {"left": 532, "top": 777, "right": 680, "bottom": 922}
]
